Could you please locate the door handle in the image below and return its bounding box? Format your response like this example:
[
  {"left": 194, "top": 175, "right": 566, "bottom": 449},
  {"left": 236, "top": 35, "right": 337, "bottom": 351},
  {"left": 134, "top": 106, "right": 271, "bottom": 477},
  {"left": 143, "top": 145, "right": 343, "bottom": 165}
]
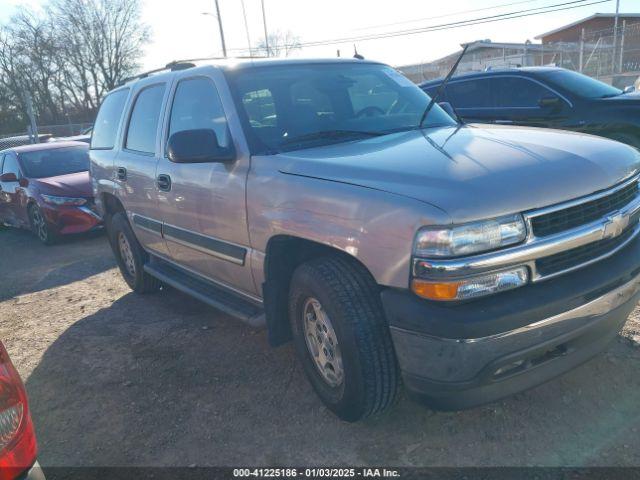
[
  {"left": 157, "top": 174, "right": 172, "bottom": 192},
  {"left": 116, "top": 167, "right": 127, "bottom": 181},
  {"left": 494, "top": 119, "right": 514, "bottom": 125}
]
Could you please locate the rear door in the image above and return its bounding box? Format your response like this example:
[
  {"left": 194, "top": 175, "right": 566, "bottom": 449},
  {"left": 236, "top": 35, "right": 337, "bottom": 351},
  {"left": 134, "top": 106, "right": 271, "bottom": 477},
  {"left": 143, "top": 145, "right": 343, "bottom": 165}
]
[
  {"left": 116, "top": 81, "right": 171, "bottom": 256},
  {"left": 445, "top": 78, "right": 497, "bottom": 123},
  {"left": 155, "top": 72, "right": 255, "bottom": 296},
  {"left": 491, "top": 76, "right": 571, "bottom": 127}
]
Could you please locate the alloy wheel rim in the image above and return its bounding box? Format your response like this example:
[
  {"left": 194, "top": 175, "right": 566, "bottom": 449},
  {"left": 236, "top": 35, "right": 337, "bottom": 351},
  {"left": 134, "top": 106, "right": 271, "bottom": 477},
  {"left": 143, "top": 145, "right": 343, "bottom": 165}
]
[
  {"left": 118, "top": 232, "right": 136, "bottom": 277},
  {"left": 302, "top": 297, "right": 344, "bottom": 388},
  {"left": 31, "top": 208, "right": 47, "bottom": 242}
]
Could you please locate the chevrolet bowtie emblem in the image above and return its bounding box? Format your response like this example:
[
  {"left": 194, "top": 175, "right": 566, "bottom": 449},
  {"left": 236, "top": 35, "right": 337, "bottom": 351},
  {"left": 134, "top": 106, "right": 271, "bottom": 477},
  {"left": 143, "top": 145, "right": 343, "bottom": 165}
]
[{"left": 602, "top": 212, "right": 631, "bottom": 239}]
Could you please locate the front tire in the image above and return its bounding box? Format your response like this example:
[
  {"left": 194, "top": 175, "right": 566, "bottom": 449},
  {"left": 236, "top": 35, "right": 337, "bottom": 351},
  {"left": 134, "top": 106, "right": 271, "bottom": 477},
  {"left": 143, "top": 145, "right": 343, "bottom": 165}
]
[
  {"left": 108, "top": 212, "right": 161, "bottom": 294},
  {"left": 29, "top": 204, "right": 57, "bottom": 245},
  {"left": 289, "top": 256, "right": 400, "bottom": 421}
]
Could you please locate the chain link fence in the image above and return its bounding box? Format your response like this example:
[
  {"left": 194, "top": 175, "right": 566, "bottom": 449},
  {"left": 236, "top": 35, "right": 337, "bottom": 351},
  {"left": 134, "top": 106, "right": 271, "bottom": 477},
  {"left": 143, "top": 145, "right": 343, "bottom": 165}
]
[
  {"left": 401, "top": 23, "right": 640, "bottom": 87},
  {"left": 0, "top": 122, "right": 93, "bottom": 150}
]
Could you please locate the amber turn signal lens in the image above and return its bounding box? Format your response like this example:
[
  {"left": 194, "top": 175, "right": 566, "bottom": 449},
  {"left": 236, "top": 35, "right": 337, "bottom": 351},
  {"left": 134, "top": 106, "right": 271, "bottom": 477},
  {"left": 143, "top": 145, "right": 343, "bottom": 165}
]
[{"left": 411, "top": 279, "right": 461, "bottom": 301}]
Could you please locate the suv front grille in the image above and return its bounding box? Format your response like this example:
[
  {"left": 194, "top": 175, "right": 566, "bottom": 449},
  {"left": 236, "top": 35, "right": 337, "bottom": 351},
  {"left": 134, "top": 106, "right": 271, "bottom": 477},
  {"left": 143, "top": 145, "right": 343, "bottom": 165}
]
[
  {"left": 530, "top": 179, "right": 639, "bottom": 237},
  {"left": 536, "top": 212, "right": 640, "bottom": 277}
]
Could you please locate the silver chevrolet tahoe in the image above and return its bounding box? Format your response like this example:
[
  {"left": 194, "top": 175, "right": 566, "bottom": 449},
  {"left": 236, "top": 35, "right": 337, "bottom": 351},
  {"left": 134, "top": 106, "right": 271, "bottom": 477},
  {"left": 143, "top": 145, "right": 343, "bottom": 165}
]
[{"left": 89, "top": 58, "right": 640, "bottom": 421}]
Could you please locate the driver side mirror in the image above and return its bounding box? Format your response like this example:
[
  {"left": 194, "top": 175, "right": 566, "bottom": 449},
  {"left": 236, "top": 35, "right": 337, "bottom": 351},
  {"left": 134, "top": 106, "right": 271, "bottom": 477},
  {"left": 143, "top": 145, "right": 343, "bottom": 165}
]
[
  {"left": 538, "top": 96, "right": 562, "bottom": 108},
  {"left": 167, "top": 129, "right": 235, "bottom": 164},
  {"left": 0, "top": 172, "right": 18, "bottom": 183}
]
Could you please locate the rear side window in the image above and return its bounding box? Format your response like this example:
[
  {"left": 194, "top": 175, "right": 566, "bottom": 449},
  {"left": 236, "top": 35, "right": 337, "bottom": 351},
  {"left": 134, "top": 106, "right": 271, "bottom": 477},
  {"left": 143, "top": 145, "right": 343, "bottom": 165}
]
[
  {"left": 494, "top": 77, "right": 553, "bottom": 107},
  {"left": 126, "top": 84, "right": 166, "bottom": 154},
  {"left": 446, "top": 79, "right": 491, "bottom": 108},
  {"left": 91, "top": 89, "right": 129, "bottom": 150},
  {"left": 168, "top": 77, "right": 230, "bottom": 148}
]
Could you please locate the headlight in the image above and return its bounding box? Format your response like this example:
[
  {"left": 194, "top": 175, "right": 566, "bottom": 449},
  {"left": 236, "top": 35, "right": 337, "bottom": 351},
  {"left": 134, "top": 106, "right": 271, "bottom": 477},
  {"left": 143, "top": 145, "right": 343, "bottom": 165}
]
[
  {"left": 41, "top": 194, "right": 87, "bottom": 206},
  {"left": 414, "top": 214, "right": 527, "bottom": 258},
  {"left": 412, "top": 267, "right": 529, "bottom": 301}
]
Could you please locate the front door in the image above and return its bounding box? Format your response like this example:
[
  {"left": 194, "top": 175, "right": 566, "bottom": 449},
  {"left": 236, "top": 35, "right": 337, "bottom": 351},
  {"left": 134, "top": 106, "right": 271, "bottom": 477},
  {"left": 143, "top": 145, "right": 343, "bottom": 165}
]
[
  {"left": 0, "top": 153, "right": 26, "bottom": 227},
  {"left": 156, "top": 74, "right": 255, "bottom": 297},
  {"left": 490, "top": 76, "right": 570, "bottom": 128}
]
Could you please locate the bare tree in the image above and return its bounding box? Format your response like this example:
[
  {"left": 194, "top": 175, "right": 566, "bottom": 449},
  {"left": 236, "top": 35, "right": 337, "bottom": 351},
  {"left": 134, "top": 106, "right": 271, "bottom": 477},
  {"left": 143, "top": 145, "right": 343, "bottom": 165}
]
[
  {"left": 0, "top": 0, "right": 149, "bottom": 134},
  {"left": 257, "top": 30, "right": 302, "bottom": 57}
]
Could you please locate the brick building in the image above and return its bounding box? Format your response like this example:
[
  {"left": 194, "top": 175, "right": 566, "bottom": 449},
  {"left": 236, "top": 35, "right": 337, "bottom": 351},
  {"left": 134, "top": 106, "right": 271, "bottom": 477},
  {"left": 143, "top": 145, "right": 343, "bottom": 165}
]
[{"left": 535, "top": 13, "right": 640, "bottom": 44}]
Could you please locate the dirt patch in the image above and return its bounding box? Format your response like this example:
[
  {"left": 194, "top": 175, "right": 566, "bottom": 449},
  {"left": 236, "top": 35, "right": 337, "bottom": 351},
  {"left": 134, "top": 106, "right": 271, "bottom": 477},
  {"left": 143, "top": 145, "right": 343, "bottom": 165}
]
[{"left": 1, "top": 228, "right": 640, "bottom": 467}]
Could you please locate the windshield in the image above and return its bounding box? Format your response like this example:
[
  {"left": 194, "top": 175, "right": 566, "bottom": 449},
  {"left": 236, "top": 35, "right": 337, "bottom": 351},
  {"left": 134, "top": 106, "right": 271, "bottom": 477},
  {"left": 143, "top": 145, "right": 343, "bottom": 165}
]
[
  {"left": 542, "top": 69, "right": 623, "bottom": 99},
  {"left": 226, "top": 63, "right": 456, "bottom": 154},
  {"left": 19, "top": 146, "right": 89, "bottom": 178}
]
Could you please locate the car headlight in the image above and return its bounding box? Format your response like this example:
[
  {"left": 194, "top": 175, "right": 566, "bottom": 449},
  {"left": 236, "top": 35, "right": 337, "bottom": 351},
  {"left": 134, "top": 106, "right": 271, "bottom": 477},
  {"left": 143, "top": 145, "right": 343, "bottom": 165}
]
[
  {"left": 414, "top": 214, "right": 527, "bottom": 258},
  {"left": 41, "top": 194, "right": 87, "bottom": 206}
]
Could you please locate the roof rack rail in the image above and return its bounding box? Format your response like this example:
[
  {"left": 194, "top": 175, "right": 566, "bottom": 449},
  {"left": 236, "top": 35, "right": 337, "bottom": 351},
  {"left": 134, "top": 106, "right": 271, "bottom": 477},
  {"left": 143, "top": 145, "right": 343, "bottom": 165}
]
[
  {"left": 119, "top": 61, "right": 196, "bottom": 86},
  {"left": 118, "top": 55, "right": 268, "bottom": 86}
]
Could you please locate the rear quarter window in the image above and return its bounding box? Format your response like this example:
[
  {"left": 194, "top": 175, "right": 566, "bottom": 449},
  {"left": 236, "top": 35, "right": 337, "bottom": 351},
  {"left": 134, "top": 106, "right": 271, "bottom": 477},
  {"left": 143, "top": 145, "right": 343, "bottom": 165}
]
[{"left": 91, "top": 89, "right": 129, "bottom": 150}]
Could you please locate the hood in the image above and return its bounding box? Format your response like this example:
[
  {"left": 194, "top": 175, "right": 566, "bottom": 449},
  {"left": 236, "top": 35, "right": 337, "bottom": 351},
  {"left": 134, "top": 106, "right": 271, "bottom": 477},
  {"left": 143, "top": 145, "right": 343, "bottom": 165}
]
[
  {"left": 276, "top": 125, "right": 640, "bottom": 223},
  {"left": 33, "top": 171, "right": 93, "bottom": 197}
]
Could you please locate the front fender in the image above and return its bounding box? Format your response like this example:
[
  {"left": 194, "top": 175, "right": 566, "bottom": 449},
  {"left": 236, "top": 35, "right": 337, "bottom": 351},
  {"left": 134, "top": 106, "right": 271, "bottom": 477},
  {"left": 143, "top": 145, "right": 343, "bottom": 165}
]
[{"left": 247, "top": 158, "right": 451, "bottom": 289}]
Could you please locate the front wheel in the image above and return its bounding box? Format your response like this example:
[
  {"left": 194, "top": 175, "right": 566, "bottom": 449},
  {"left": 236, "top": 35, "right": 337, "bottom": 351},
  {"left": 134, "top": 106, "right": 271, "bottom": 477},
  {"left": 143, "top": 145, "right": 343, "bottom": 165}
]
[
  {"left": 29, "top": 204, "right": 57, "bottom": 245},
  {"left": 289, "top": 256, "right": 400, "bottom": 421},
  {"left": 108, "top": 212, "right": 161, "bottom": 294}
]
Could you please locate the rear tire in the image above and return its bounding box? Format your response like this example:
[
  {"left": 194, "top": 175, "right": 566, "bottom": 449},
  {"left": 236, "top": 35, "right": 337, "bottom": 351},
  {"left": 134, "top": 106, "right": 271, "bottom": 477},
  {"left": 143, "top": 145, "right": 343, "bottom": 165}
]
[
  {"left": 288, "top": 255, "right": 400, "bottom": 422},
  {"left": 29, "top": 204, "right": 57, "bottom": 245},
  {"left": 108, "top": 212, "right": 161, "bottom": 294}
]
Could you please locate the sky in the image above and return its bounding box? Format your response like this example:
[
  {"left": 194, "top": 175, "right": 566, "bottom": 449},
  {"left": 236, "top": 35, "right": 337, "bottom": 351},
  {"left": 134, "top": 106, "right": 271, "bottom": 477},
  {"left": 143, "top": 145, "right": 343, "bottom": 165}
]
[{"left": 0, "top": 0, "right": 636, "bottom": 70}]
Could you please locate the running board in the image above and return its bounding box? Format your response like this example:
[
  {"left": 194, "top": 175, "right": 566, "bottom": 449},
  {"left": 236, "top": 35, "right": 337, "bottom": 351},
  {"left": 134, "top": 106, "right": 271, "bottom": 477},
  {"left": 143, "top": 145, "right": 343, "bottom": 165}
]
[{"left": 144, "top": 256, "right": 265, "bottom": 327}]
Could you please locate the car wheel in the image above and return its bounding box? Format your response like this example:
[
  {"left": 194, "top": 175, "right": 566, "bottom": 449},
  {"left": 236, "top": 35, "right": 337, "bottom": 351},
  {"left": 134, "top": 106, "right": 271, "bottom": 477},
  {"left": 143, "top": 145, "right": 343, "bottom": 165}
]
[
  {"left": 28, "top": 204, "right": 57, "bottom": 245},
  {"left": 108, "top": 212, "right": 161, "bottom": 293},
  {"left": 289, "top": 255, "right": 400, "bottom": 421}
]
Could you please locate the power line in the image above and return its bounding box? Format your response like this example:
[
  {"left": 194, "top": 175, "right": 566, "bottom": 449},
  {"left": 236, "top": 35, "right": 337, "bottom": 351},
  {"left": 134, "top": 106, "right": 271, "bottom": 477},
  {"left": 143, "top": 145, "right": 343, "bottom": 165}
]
[
  {"left": 353, "top": 0, "right": 548, "bottom": 31},
  {"left": 231, "top": 0, "right": 611, "bottom": 53}
]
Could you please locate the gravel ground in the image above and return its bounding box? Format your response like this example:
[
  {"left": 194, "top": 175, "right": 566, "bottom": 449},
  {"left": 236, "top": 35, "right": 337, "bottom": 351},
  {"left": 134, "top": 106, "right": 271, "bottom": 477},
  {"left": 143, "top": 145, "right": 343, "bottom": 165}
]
[{"left": 1, "top": 227, "right": 640, "bottom": 467}]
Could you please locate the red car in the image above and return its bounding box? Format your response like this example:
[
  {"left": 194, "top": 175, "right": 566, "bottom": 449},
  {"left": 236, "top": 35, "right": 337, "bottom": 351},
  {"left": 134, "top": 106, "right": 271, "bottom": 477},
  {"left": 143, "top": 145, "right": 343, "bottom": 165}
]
[
  {"left": 0, "top": 341, "right": 42, "bottom": 480},
  {"left": 0, "top": 142, "right": 101, "bottom": 244}
]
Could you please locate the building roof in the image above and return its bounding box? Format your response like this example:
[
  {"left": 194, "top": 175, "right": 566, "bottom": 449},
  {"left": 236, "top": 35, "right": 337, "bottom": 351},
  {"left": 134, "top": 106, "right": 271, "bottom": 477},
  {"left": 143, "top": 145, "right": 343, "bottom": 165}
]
[{"left": 535, "top": 13, "right": 640, "bottom": 39}]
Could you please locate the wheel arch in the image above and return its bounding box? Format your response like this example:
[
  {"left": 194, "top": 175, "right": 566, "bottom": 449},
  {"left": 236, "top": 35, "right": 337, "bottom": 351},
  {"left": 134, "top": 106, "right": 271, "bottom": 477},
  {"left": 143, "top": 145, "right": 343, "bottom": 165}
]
[
  {"left": 100, "top": 192, "right": 126, "bottom": 221},
  {"left": 262, "top": 234, "right": 379, "bottom": 347}
]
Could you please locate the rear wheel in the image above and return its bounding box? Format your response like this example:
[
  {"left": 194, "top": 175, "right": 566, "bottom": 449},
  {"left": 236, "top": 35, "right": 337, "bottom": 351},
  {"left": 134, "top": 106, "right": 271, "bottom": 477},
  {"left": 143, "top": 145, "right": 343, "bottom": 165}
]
[
  {"left": 29, "top": 204, "right": 56, "bottom": 245},
  {"left": 289, "top": 255, "right": 400, "bottom": 421},
  {"left": 108, "top": 212, "right": 161, "bottom": 293}
]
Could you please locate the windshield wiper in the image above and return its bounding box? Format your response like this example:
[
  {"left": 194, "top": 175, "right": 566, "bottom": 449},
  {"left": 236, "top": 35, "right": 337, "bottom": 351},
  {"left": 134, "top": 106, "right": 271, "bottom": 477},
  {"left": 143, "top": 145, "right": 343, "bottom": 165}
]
[
  {"left": 419, "top": 44, "right": 469, "bottom": 128},
  {"left": 280, "top": 129, "right": 384, "bottom": 147}
]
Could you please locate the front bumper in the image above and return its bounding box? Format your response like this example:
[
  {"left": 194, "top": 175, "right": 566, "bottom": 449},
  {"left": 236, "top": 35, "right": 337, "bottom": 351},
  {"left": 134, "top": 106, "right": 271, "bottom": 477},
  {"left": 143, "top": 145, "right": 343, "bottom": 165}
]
[
  {"left": 41, "top": 203, "right": 102, "bottom": 235},
  {"left": 382, "top": 235, "right": 640, "bottom": 410}
]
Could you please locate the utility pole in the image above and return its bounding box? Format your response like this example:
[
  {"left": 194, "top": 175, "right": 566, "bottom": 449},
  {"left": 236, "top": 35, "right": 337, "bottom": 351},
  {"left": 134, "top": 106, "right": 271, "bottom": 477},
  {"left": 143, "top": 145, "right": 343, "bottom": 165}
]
[
  {"left": 23, "top": 90, "right": 39, "bottom": 144},
  {"left": 612, "top": 0, "right": 620, "bottom": 73},
  {"left": 261, "top": 0, "right": 270, "bottom": 57},
  {"left": 214, "top": 0, "right": 227, "bottom": 58}
]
